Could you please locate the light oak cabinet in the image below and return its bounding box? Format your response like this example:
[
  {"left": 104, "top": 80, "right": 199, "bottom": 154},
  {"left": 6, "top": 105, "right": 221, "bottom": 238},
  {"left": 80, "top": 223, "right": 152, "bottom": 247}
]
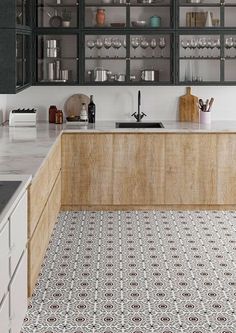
[
  {"left": 28, "top": 138, "right": 61, "bottom": 296},
  {"left": 61, "top": 133, "right": 236, "bottom": 209},
  {"left": 62, "top": 134, "right": 113, "bottom": 206}
]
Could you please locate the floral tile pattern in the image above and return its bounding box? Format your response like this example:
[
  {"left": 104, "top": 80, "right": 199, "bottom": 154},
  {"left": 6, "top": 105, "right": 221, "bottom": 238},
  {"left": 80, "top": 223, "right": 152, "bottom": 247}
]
[{"left": 21, "top": 211, "right": 236, "bottom": 333}]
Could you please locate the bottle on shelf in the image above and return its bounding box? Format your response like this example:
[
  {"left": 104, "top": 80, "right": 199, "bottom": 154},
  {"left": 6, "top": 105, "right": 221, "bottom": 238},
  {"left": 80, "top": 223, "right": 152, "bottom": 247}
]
[
  {"left": 80, "top": 103, "right": 88, "bottom": 122},
  {"left": 49, "top": 105, "right": 57, "bottom": 123},
  {"left": 88, "top": 95, "right": 96, "bottom": 123}
]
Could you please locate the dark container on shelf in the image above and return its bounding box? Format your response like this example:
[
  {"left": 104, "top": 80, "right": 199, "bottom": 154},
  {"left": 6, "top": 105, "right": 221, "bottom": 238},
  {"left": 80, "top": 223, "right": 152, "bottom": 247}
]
[{"left": 49, "top": 105, "right": 57, "bottom": 123}]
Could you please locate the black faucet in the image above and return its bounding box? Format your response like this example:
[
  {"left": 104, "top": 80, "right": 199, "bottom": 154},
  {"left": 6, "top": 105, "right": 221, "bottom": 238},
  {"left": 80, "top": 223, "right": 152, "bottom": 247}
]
[{"left": 131, "top": 90, "right": 147, "bottom": 122}]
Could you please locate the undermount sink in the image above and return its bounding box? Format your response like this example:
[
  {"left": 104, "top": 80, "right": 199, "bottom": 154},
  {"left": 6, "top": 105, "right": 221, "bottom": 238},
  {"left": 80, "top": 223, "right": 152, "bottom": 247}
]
[{"left": 116, "top": 122, "right": 164, "bottom": 129}]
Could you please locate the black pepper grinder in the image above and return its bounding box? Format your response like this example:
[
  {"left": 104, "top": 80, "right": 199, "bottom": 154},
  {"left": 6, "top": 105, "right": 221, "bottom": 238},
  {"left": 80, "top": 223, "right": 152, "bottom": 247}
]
[{"left": 88, "top": 95, "right": 96, "bottom": 123}]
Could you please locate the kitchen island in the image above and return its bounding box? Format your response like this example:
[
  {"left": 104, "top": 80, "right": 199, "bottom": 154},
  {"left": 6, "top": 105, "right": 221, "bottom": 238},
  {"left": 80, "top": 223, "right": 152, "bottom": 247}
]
[{"left": 2, "top": 121, "right": 236, "bottom": 295}]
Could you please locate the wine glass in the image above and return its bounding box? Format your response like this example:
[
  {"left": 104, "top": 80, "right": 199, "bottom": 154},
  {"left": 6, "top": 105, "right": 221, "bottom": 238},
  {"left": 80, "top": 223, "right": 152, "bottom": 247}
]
[
  {"left": 131, "top": 37, "right": 140, "bottom": 58},
  {"left": 123, "top": 38, "right": 126, "bottom": 49},
  {"left": 159, "top": 37, "right": 166, "bottom": 58},
  {"left": 150, "top": 38, "right": 157, "bottom": 58},
  {"left": 112, "top": 38, "right": 122, "bottom": 58},
  {"left": 104, "top": 37, "right": 112, "bottom": 58},
  {"left": 95, "top": 38, "right": 103, "bottom": 57},
  {"left": 86, "top": 39, "right": 95, "bottom": 58},
  {"left": 140, "top": 38, "right": 149, "bottom": 57}
]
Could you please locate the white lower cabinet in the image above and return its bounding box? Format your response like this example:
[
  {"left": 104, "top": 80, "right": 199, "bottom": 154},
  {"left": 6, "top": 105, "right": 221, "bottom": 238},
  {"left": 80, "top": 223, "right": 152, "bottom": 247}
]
[
  {"left": 0, "top": 294, "right": 9, "bottom": 333},
  {"left": 0, "top": 189, "right": 28, "bottom": 333},
  {"left": 10, "top": 252, "right": 27, "bottom": 333},
  {"left": 0, "top": 222, "right": 9, "bottom": 303}
]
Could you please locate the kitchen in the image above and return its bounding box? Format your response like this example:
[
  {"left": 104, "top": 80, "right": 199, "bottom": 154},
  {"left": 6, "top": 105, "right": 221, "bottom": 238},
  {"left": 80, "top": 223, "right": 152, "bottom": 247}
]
[{"left": 0, "top": 1, "right": 236, "bottom": 333}]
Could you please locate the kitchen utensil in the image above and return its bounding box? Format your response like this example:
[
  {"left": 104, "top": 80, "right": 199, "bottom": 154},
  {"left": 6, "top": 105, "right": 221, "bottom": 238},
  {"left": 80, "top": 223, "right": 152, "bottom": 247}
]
[
  {"left": 179, "top": 87, "right": 199, "bottom": 122},
  {"left": 88, "top": 68, "right": 112, "bottom": 82},
  {"left": 131, "top": 21, "right": 147, "bottom": 28},
  {"left": 208, "top": 97, "right": 214, "bottom": 112},
  {"left": 141, "top": 69, "right": 159, "bottom": 82},
  {"left": 64, "top": 94, "right": 90, "bottom": 118}
]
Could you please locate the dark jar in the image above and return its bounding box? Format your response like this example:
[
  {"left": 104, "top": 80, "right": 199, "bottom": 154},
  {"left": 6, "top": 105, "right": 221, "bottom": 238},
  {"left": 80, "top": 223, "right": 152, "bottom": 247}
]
[
  {"left": 49, "top": 105, "right": 57, "bottom": 123},
  {"left": 55, "top": 110, "right": 63, "bottom": 124}
]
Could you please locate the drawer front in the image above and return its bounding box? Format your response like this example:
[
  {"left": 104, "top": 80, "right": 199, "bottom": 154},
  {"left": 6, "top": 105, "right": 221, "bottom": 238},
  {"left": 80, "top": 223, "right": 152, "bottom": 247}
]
[
  {"left": 48, "top": 139, "right": 61, "bottom": 192},
  {"left": 0, "top": 222, "right": 9, "bottom": 303},
  {"left": 10, "top": 191, "right": 27, "bottom": 277},
  {"left": 28, "top": 160, "right": 49, "bottom": 237},
  {"left": 9, "top": 251, "right": 27, "bottom": 333},
  {"left": 48, "top": 172, "right": 61, "bottom": 239},
  {"left": 0, "top": 293, "right": 9, "bottom": 333},
  {"left": 28, "top": 204, "right": 49, "bottom": 296}
]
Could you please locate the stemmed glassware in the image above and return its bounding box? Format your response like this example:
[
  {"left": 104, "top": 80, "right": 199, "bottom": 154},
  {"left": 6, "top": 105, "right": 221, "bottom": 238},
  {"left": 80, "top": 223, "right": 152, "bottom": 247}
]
[
  {"left": 150, "top": 38, "right": 157, "bottom": 58},
  {"left": 86, "top": 39, "right": 95, "bottom": 58},
  {"left": 159, "top": 37, "right": 166, "bottom": 57},
  {"left": 112, "top": 38, "right": 122, "bottom": 58},
  {"left": 140, "top": 38, "right": 149, "bottom": 57},
  {"left": 131, "top": 37, "right": 140, "bottom": 58},
  {"left": 95, "top": 38, "right": 103, "bottom": 57},
  {"left": 104, "top": 37, "right": 112, "bottom": 58}
]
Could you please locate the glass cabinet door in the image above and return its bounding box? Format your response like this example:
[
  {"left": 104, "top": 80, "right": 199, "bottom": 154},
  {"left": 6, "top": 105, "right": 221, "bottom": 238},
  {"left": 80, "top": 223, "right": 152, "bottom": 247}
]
[
  {"left": 178, "top": 1, "right": 221, "bottom": 28},
  {"left": 130, "top": 34, "right": 172, "bottom": 83},
  {"left": 224, "top": 34, "right": 236, "bottom": 82},
  {"left": 37, "top": 34, "right": 77, "bottom": 83},
  {"left": 37, "top": 0, "right": 78, "bottom": 28},
  {"left": 178, "top": 34, "right": 221, "bottom": 83},
  {"left": 85, "top": 34, "right": 127, "bottom": 83},
  {"left": 16, "top": 34, "right": 31, "bottom": 89},
  {"left": 224, "top": 1, "right": 236, "bottom": 27},
  {"left": 16, "top": 0, "right": 30, "bottom": 26}
]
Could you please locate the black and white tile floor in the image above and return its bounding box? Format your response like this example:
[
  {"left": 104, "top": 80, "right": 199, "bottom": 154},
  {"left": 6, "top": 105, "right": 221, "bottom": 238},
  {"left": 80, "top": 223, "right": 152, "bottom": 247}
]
[{"left": 21, "top": 211, "right": 236, "bottom": 333}]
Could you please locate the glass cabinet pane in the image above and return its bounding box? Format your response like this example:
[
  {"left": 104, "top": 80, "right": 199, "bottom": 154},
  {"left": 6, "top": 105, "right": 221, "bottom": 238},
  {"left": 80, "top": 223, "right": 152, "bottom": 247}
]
[
  {"left": 37, "top": 0, "right": 78, "bottom": 28},
  {"left": 85, "top": 5, "right": 126, "bottom": 28},
  {"left": 179, "top": 34, "right": 221, "bottom": 83},
  {"left": 24, "top": 35, "right": 31, "bottom": 85},
  {"left": 179, "top": 1, "right": 221, "bottom": 28},
  {"left": 130, "top": 1, "right": 171, "bottom": 29},
  {"left": 85, "top": 34, "right": 126, "bottom": 83},
  {"left": 225, "top": 5, "right": 236, "bottom": 27},
  {"left": 130, "top": 34, "right": 171, "bottom": 83},
  {"left": 37, "top": 35, "right": 77, "bottom": 83},
  {"left": 16, "top": 0, "right": 30, "bottom": 26},
  {"left": 16, "top": 34, "right": 23, "bottom": 88},
  {"left": 224, "top": 34, "right": 236, "bottom": 81}
]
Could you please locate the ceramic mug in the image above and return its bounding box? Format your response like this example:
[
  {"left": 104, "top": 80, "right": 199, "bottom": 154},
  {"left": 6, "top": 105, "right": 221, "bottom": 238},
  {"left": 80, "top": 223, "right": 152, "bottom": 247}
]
[{"left": 150, "top": 16, "right": 161, "bottom": 28}]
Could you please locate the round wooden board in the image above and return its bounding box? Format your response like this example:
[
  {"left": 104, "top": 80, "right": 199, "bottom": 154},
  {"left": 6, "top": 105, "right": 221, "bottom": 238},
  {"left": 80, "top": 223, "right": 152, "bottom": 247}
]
[{"left": 64, "top": 94, "right": 90, "bottom": 118}]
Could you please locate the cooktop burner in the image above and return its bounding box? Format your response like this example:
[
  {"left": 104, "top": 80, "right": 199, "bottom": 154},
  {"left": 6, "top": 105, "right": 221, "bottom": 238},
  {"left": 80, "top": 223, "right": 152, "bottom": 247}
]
[{"left": 0, "top": 181, "right": 21, "bottom": 215}]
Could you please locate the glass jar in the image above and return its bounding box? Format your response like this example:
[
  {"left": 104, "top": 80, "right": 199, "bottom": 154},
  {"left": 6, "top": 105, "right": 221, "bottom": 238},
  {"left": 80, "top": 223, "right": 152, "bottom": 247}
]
[{"left": 49, "top": 105, "right": 57, "bottom": 123}]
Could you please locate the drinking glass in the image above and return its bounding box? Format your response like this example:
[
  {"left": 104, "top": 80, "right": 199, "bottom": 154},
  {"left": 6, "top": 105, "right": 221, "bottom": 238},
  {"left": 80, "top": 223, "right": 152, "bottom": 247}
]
[
  {"left": 104, "top": 37, "right": 112, "bottom": 58},
  {"left": 87, "top": 39, "right": 95, "bottom": 58},
  {"left": 131, "top": 37, "right": 140, "bottom": 58},
  {"left": 112, "top": 38, "right": 122, "bottom": 58},
  {"left": 159, "top": 37, "right": 166, "bottom": 57},
  {"left": 150, "top": 38, "right": 157, "bottom": 58},
  {"left": 95, "top": 38, "right": 103, "bottom": 57},
  {"left": 140, "top": 38, "right": 149, "bottom": 57}
]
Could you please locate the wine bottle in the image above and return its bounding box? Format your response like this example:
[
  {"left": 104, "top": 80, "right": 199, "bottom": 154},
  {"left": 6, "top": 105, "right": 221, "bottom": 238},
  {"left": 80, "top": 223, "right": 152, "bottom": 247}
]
[{"left": 88, "top": 95, "right": 96, "bottom": 123}]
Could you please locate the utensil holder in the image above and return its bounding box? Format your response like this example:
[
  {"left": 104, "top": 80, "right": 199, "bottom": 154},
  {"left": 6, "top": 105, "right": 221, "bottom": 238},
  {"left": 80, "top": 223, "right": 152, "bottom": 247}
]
[{"left": 200, "top": 111, "right": 211, "bottom": 124}]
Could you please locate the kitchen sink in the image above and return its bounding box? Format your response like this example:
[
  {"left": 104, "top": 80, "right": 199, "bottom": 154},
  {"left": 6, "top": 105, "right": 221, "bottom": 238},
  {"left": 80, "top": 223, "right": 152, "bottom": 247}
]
[{"left": 116, "top": 122, "right": 164, "bottom": 128}]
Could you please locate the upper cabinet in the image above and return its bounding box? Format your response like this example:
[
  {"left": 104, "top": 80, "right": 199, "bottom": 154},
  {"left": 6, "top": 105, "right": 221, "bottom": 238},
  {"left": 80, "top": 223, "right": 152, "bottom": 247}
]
[{"left": 0, "top": 0, "right": 31, "bottom": 29}]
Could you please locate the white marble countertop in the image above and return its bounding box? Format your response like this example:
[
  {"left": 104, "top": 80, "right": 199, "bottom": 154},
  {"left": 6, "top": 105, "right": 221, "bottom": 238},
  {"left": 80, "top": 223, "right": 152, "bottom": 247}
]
[
  {"left": 1, "top": 120, "right": 236, "bottom": 177},
  {"left": 0, "top": 175, "right": 32, "bottom": 229}
]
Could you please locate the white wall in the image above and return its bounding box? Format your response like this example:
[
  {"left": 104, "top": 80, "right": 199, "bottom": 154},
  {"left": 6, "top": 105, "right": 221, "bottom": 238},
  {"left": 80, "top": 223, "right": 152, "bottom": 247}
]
[
  {"left": 5, "top": 86, "right": 236, "bottom": 121},
  {"left": 0, "top": 95, "right": 7, "bottom": 124}
]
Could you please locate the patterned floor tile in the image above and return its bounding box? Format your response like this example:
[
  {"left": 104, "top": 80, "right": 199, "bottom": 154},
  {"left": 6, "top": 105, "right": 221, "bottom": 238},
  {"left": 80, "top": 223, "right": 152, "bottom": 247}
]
[{"left": 21, "top": 210, "right": 236, "bottom": 333}]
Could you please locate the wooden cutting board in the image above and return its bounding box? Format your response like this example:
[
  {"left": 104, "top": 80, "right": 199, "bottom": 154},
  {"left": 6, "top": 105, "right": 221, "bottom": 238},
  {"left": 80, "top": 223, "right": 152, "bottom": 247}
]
[
  {"left": 64, "top": 94, "right": 90, "bottom": 118},
  {"left": 179, "top": 87, "right": 199, "bottom": 122}
]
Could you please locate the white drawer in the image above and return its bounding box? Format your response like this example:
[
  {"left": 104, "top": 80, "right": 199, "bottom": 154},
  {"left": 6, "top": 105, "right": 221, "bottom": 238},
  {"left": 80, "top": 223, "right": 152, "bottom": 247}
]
[
  {"left": 0, "top": 222, "right": 9, "bottom": 303},
  {"left": 0, "top": 293, "right": 9, "bottom": 333},
  {"left": 9, "top": 251, "right": 27, "bottom": 333},
  {"left": 10, "top": 191, "right": 27, "bottom": 276}
]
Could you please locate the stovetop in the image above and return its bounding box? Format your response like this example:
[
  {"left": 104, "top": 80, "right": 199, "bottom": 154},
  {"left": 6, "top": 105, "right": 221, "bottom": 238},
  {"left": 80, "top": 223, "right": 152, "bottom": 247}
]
[{"left": 0, "top": 181, "right": 21, "bottom": 214}]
